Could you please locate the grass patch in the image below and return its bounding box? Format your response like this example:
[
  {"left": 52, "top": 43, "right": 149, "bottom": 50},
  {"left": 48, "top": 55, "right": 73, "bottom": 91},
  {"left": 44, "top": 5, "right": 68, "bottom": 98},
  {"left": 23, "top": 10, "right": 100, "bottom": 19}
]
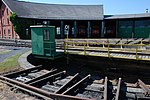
[{"left": 0, "top": 53, "right": 22, "bottom": 72}]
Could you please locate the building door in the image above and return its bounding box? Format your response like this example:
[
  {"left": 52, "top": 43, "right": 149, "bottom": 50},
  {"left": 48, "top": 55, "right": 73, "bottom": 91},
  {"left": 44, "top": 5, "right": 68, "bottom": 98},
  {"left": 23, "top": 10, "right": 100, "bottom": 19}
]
[
  {"left": 78, "top": 26, "right": 86, "bottom": 38},
  {"left": 91, "top": 25, "right": 100, "bottom": 38},
  {"left": 105, "top": 20, "right": 116, "bottom": 38}
]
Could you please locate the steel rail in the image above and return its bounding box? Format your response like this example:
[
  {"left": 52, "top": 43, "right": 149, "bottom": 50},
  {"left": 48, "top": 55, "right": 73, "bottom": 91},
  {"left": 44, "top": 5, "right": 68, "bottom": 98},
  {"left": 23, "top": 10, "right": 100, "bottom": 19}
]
[
  {"left": 25, "top": 69, "right": 57, "bottom": 84},
  {"left": 0, "top": 79, "right": 51, "bottom": 100},
  {"left": 55, "top": 73, "right": 79, "bottom": 94},
  {"left": 138, "top": 79, "right": 150, "bottom": 96},
  {"left": 115, "top": 78, "right": 122, "bottom": 100},
  {"left": 29, "top": 71, "right": 66, "bottom": 86},
  {"left": 103, "top": 77, "right": 108, "bottom": 100},
  {"left": 4, "top": 65, "right": 42, "bottom": 78},
  {"left": 0, "top": 76, "right": 91, "bottom": 100},
  {"left": 62, "top": 74, "right": 91, "bottom": 95}
]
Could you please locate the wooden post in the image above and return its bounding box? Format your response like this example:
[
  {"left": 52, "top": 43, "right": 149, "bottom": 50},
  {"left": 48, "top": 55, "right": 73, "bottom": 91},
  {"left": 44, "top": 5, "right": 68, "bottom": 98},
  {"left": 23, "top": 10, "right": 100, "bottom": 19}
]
[
  {"left": 121, "top": 40, "right": 123, "bottom": 49},
  {"left": 87, "top": 40, "right": 89, "bottom": 47},
  {"left": 108, "top": 43, "right": 110, "bottom": 58},
  {"left": 140, "top": 39, "right": 143, "bottom": 50},
  {"left": 64, "top": 41, "right": 66, "bottom": 54},
  {"left": 87, "top": 21, "right": 91, "bottom": 38},
  {"left": 104, "top": 77, "right": 108, "bottom": 100},
  {"left": 60, "top": 21, "right": 64, "bottom": 39},
  {"left": 84, "top": 43, "right": 86, "bottom": 56},
  {"left": 74, "top": 21, "right": 77, "bottom": 38},
  {"left": 103, "top": 41, "right": 105, "bottom": 48},
  {"left": 136, "top": 45, "right": 138, "bottom": 60},
  {"left": 73, "top": 39, "right": 75, "bottom": 46}
]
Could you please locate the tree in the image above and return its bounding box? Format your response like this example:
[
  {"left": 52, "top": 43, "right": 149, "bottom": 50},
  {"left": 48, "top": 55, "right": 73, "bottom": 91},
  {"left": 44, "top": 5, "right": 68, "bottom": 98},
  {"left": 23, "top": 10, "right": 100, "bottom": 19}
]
[{"left": 9, "top": 12, "right": 34, "bottom": 39}]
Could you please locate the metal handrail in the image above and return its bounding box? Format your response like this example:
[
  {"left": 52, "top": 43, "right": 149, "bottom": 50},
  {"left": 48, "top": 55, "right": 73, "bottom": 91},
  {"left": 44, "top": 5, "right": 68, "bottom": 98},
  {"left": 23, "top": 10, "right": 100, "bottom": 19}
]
[{"left": 64, "top": 39, "right": 150, "bottom": 61}]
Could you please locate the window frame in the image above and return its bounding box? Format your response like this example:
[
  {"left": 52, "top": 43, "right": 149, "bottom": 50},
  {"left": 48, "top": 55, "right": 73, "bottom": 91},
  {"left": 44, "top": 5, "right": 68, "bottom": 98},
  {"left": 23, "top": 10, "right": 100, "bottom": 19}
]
[{"left": 43, "top": 29, "right": 50, "bottom": 41}]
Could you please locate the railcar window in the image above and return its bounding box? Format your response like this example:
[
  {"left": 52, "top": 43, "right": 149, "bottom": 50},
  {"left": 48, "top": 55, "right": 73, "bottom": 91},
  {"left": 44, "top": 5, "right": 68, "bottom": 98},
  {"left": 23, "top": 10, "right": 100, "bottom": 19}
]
[
  {"left": 43, "top": 29, "right": 50, "bottom": 41},
  {"left": 119, "top": 20, "right": 133, "bottom": 28},
  {"left": 135, "top": 20, "right": 150, "bottom": 27}
]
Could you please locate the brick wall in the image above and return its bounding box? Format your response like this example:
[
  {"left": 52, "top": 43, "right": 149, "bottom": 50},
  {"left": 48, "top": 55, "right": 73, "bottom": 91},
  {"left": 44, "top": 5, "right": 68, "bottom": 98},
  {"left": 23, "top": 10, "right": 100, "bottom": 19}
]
[{"left": 0, "top": 3, "right": 19, "bottom": 39}]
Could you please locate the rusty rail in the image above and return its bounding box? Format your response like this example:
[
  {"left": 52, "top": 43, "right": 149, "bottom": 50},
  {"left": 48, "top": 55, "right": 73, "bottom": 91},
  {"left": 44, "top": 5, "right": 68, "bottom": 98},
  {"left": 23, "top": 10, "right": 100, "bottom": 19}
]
[
  {"left": 25, "top": 69, "right": 57, "bottom": 84},
  {"left": 103, "top": 77, "right": 108, "bottom": 100},
  {"left": 55, "top": 73, "right": 79, "bottom": 94},
  {"left": 4, "top": 65, "right": 43, "bottom": 78},
  {"left": 115, "top": 78, "right": 122, "bottom": 100},
  {"left": 29, "top": 71, "right": 66, "bottom": 86},
  {"left": 0, "top": 76, "right": 90, "bottom": 100},
  {"left": 138, "top": 79, "right": 150, "bottom": 97},
  {"left": 62, "top": 74, "right": 91, "bottom": 95}
]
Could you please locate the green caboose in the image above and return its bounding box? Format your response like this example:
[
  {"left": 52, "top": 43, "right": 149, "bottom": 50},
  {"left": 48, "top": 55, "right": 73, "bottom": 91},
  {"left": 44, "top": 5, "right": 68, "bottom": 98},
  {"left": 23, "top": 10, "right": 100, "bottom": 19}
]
[{"left": 31, "top": 25, "right": 63, "bottom": 60}]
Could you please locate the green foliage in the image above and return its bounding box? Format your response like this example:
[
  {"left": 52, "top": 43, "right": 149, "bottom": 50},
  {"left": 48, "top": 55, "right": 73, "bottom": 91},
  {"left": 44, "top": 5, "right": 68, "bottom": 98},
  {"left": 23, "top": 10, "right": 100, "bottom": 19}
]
[
  {"left": 0, "top": 53, "right": 22, "bottom": 72},
  {"left": 9, "top": 12, "right": 34, "bottom": 39},
  {"left": 9, "top": 12, "right": 17, "bottom": 25}
]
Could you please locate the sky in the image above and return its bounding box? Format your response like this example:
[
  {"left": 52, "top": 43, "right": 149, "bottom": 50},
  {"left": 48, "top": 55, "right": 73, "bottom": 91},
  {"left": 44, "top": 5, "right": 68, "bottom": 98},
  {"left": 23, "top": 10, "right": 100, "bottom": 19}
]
[{"left": 21, "top": 0, "right": 150, "bottom": 15}]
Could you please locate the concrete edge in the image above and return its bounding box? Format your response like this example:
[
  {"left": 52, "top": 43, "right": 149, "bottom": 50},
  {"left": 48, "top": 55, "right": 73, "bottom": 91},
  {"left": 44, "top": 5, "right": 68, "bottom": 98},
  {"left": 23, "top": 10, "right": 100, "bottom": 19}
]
[{"left": 18, "top": 50, "right": 35, "bottom": 69}]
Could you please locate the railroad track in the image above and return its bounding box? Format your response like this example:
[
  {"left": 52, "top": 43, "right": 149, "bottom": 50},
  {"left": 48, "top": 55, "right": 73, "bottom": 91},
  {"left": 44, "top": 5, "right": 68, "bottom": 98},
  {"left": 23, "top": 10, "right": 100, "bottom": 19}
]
[
  {"left": 0, "top": 39, "right": 32, "bottom": 48},
  {"left": 0, "top": 39, "right": 64, "bottom": 48},
  {"left": 0, "top": 66, "right": 150, "bottom": 100}
]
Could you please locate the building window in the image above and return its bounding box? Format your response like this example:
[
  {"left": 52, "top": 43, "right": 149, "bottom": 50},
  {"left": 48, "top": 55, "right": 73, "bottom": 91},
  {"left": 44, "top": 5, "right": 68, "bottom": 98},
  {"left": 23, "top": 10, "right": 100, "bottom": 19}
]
[
  {"left": 7, "top": 18, "right": 9, "bottom": 25},
  {"left": 26, "top": 29, "right": 29, "bottom": 35},
  {"left": 56, "top": 27, "right": 60, "bottom": 35},
  {"left": 8, "top": 29, "right": 10, "bottom": 36},
  {"left": 43, "top": 29, "right": 50, "bottom": 41},
  {"left": 119, "top": 20, "right": 133, "bottom": 28},
  {"left": 2, "top": 9, "right": 4, "bottom": 16},
  {"left": 135, "top": 20, "right": 150, "bottom": 28},
  {"left": 7, "top": 8, "right": 9, "bottom": 15},
  {"left": 4, "top": 29, "right": 6, "bottom": 37},
  {"left": 0, "top": 31, "right": 1, "bottom": 38},
  {"left": 8, "top": 29, "right": 11, "bottom": 38},
  {"left": 3, "top": 19, "right": 4, "bottom": 25}
]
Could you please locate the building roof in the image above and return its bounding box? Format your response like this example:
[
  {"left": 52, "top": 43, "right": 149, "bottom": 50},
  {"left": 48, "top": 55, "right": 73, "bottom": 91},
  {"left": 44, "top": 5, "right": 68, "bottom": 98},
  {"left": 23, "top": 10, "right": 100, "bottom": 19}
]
[
  {"left": 2, "top": 0, "right": 103, "bottom": 20},
  {"left": 105, "top": 13, "right": 150, "bottom": 20}
]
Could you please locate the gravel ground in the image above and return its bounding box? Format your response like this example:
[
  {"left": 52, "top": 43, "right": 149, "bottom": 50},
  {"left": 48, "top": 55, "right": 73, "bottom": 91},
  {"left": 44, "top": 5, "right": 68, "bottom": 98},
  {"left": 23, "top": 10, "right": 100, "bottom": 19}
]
[
  {"left": 0, "top": 46, "right": 42, "bottom": 100},
  {"left": 0, "top": 46, "right": 31, "bottom": 62},
  {"left": 0, "top": 82, "right": 40, "bottom": 100}
]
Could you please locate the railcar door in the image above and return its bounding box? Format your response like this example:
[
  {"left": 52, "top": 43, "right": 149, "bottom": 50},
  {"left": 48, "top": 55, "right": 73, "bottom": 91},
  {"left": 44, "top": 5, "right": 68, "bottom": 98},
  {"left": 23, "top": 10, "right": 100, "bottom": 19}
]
[
  {"left": 31, "top": 27, "right": 44, "bottom": 56},
  {"left": 43, "top": 27, "right": 55, "bottom": 57}
]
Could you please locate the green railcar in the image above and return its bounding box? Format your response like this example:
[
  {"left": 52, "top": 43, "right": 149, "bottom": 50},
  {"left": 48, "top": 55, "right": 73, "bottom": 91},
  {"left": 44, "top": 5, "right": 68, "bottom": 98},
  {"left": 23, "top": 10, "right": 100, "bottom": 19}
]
[{"left": 31, "top": 25, "right": 63, "bottom": 60}]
